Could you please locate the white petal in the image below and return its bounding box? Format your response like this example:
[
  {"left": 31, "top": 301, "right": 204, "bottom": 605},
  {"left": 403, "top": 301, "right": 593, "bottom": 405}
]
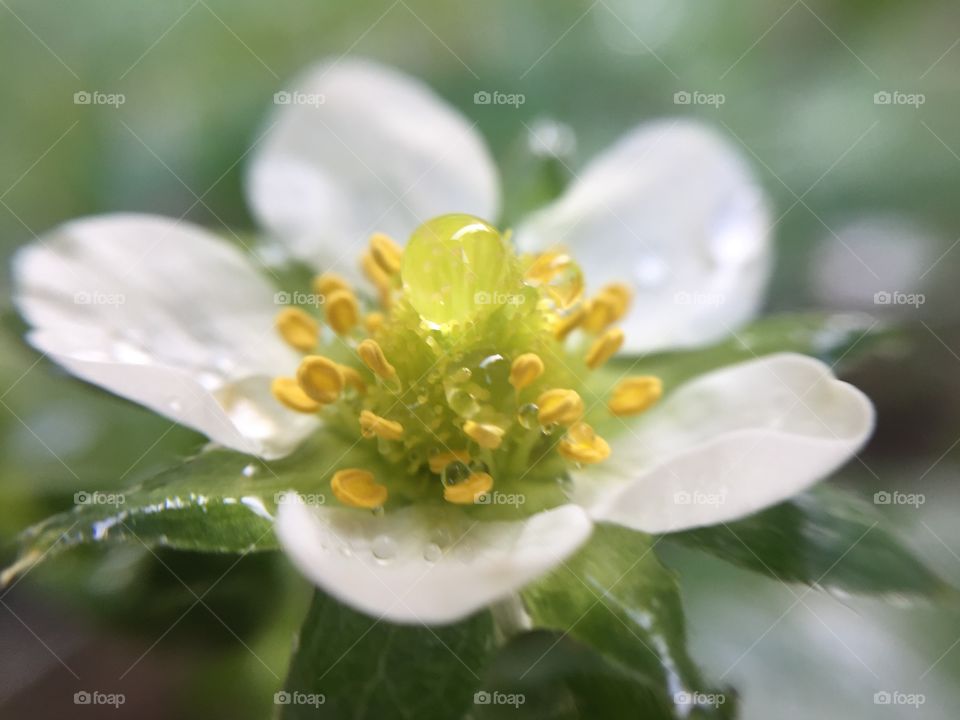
[
  {"left": 276, "top": 499, "right": 592, "bottom": 625},
  {"left": 246, "top": 58, "right": 499, "bottom": 275},
  {"left": 578, "top": 354, "right": 874, "bottom": 533},
  {"left": 515, "top": 120, "right": 772, "bottom": 353},
  {"left": 13, "top": 214, "right": 317, "bottom": 458}
]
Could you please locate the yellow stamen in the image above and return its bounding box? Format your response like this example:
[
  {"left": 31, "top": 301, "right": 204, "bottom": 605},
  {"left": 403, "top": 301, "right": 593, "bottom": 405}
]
[
  {"left": 365, "top": 312, "right": 385, "bottom": 335},
  {"left": 271, "top": 377, "right": 322, "bottom": 413},
  {"left": 339, "top": 365, "right": 367, "bottom": 395},
  {"left": 553, "top": 306, "right": 585, "bottom": 341},
  {"left": 296, "top": 355, "right": 344, "bottom": 404},
  {"left": 428, "top": 449, "right": 471, "bottom": 474},
  {"left": 558, "top": 422, "right": 611, "bottom": 464},
  {"left": 325, "top": 288, "right": 359, "bottom": 335},
  {"left": 357, "top": 339, "right": 397, "bottom": 381},
  {"left": 275, "top": 307, "right": 319, "bottom": 352},
  {"left": 369, "top": 232, "right": 403, "bottom": 275},
  {"left": 524, "top": 250, "right": 584, "bottom": 307},
  {"left": 463, "top": 420, "right": 505, "bottom": 449},
  {"left": 359, "top": 410, "right": 404, "bottom": 441},
  {"left": 362, "top": 250, "right": 393, "bottom": 305},
  {"left": 582, "top": 283, "right": 632, "bottom": 333},
  {"left": 509, "top": 353, "right": 544, "bottom": 391},
  {"left": 537, "top": 388, "right": 584, "bottom": 426},
  {"left": 585, "top": 327, "right": 624, "bottom": 369},
  {"left": 443, "top": 471, "right": 494, "bottom": 504},
  {"left": 313, "top": 272, "right": 351, "bottom": 298},
  {"left": 609, "top": 376, "right": 662, "bottom": 416},
  {"left": 330, "top": 468, "right": 388, "bottom": 509}
]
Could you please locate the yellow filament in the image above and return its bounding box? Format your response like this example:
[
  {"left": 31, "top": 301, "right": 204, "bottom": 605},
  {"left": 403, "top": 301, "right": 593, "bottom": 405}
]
[
  {"left": 553, "top": 306, "right": 585, "bottom": 341},
  {"left": 428, "top": 449, "right": 471, "bottom": 474},
  {"left": 325, "top": 289, "right": 359, "bottom": 335},
  {"left": 362, "top": 251, "right": 393, "bottom": 305},
  {"left": 359, "top": 410, "right": 404, "bottom": 441},
  {"left": 296, "top": 355, "right": 344, "bottom": 404},
  {"left": 608, "top": 376, "right": 663, "bottom": 416},
  {"left": 357, "top": 339, "right": 397, "bottom": 381},
  {"left": 558, "top": 422, "right": 611, "bottom": 464},
  {"left": 313, "top": 272, "right": 351, "bottom": 298},
  {"left": 537, "top": 388, "right": 584, "bottom": 426},
  {"left": 509, "top": 353, "right": 544, "bottom": 391},
  {"left": 463, "top": 420, "right": 505, "bottom": 449},
  {"left": 369, "top": 232, "right": 403, "bottom": 275},
  {"left": 275, "top": 307, "right": 319, "bottom": 352},
  {"left": 331, "top": 468, "right": 388, "bottom": 509},
  {"left": 443, "top": 471, "right": 494, "bottom": 505},
  {"left": 339, "top": 365, "right": 367, "bottom": 395},
  {"left": 271, "top": 377, "right": 321, "bottom": 413},
  {"left": 585, "top": 327, "right": 624, "bottom": 369}
]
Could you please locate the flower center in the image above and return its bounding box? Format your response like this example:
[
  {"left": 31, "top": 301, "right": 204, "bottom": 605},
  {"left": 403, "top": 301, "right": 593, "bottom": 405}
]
[{"left": 271, "top": 214, "right": 663, "bottom": 511}]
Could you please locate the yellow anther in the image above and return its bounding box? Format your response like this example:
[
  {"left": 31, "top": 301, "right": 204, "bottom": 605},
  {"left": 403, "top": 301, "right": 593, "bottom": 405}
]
[
  {"left": 443, "top": 471, "right": 494, "bottom": 505},
  {"left": 582, "top": 283, "right": 632, "bottom": 333},
  {"left": 558, "top": 422, "right": 611, "bottom": 464},
  {"left": 296, "top": 355, "right": 344, "bottom": 404},
  {"left": 275, "top": 307, "right": 319, "bottom": 352},
  {"left": 271, "top": 377, "right": 322, "bottom": 413},
  {"left": 524, "top": 250, "right": 584, "bottom": 308},
  {"left": 312, "top": 272, "right": 351, "bottom": 298},
  {"left": 357, "top": 339, "right": 397, "bottom": 381},
  {"left": 330, "top": 468, "right": 388, "bottom": 509},
  {"left": 365, "top": 311, "right": 385, "bottom": 335},
  {"left": 339, "top": 365, "right": 367, "bottom": 395},
  {"left": 553, "top": 306, "right": 585, "bottom": 341},
  {"left": 428, "top": 449, "right": 471, "bottom": 474},
  {"left": 361, "top": 250, "right": 393, "bottom": 305},
  {"left": 369, "top": 232, "right": 403, "bottom": 275},
  {"left": 463, "top": 420, "right": 505, "bottom": 449},
  {"left": 537, "top": 388, "right": 584, "bottom": 426},
  {"left": 325, "top": 288, "right": 359, "bottom": 335},
  {"left": 510, "top": 353, "right": 545, "bottom": 391},
  {"left": 585, "top": 327, "right": 624, "bottom": 369},
  {"left": 359, "top": 410, "right": 404, "bottom": 441},
  {"left": 608, "top": 376, "right": 663, "bottom": 416}
]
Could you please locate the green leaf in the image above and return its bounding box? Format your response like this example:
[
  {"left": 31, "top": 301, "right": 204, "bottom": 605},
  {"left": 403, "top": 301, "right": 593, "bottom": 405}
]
[
  {"left": 521, "top": 524, "right": 734, "bottom": 719},
  {"left": 4, "top": 432, "right": 389, "bottom": 580},
  {"left": 668, "top": 485, "right": 957, "bottom": 602},
  {"left": 279, "top": 591, "right": 496, "bottom": 720}
]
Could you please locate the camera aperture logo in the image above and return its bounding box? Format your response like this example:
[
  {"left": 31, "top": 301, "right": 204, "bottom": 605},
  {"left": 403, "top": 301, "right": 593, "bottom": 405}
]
[
  {"left": 474, "top": 291, "right": 526, "bottom": 306},
  {"left": 473, "top": 90, "right": 525, "bottom": 108},
  {"left": 873, "top": 90, "right": 924, "bottom": 108},
  {"left": 274, "top": 90, "right": 325, "bottom": 107},
  {"left": 673, "top": 90, "right": 725, "bottom": 108},
  {"left": 74, "top": 490, "right": 125, "bottom": 507},
  {"left": 74, "top": 90, "right": 125, "bottom": 108},
  {"left": 873, "top": 490, "right": 925, "bottom": 508},
  {"left": 74, "top": 690, "right": 125, "bottom": 708},
  {"left": 873, "top": 290, "right": 924, "bottom": 308},
  {"left": 674, "top": 490, "right": 726, "bottom": 507},
  {"left": 475, "top": 491, "right": 526, "bottom": 507},
  {"left": 874, "top": 690, "right": 925, "bottom": 707},
  {"left": 274, "top": 290, "right": 326, "bottom": 307},
  {"left": 274, "top": 691, "right": 326, "bottom": 707},
  {"left": 275, "top": 491, "right": 326, "bottom": 507},
  {"left": 74, "top": 290, "right": 125, "bottom": 307},
  {"left": 474, "top": 690, "right": 525, "bottom": 708},
  {"left": 674, "top": 691, "right": 726, "bottom": 708}
]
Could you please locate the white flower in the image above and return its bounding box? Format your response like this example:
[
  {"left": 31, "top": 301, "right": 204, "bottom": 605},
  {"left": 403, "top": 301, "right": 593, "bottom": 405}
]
[{"left": 12, "top": 58, "right": 874, "bottom": 625}]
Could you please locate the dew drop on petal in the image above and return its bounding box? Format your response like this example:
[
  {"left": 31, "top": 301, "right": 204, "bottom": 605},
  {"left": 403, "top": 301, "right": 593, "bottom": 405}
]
[
  {"left": 423, "top": 543, "right": 443, "bottom": 562},
  {"left": 517, "top": 403, "right": 539, "bottom": 429},
  {"left": 372, "top": 534, "right": 397, "bottom": 560},
  {"left": 241, "top": 464, "right": 257, "bottom": 478}
]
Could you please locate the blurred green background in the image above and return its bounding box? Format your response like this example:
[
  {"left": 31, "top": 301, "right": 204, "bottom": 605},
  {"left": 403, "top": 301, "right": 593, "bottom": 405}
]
[{"left": 1, "top": 0, "right": 959, "bottom": 717}]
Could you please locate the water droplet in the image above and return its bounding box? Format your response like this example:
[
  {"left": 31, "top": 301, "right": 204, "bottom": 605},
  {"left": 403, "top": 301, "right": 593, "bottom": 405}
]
[
  {"left": 241, "top": 464, "right": 257, "bottom": 478},
  {"left": 541, "top": 421, "right": 558, "bottom": 436},
  {"left": 446, "top": 387, "right": 480, "bottom": 418},
  {"left": 441, "top": 461, "right": 471, "bottom": 487},
  {"left": 469, "top": 459, "right": 490, "bottom": 474},
  {"left": 423, "top": 543, "right": 443, "bottom": 562},
  {"left": 524, "top": 252, "right": 584, "bottom": 309},
  {"left": 517, "top": 403, "right": 539, "bottom": 429},
  {"left": 372, "top": 534, "right": 397, "bottom": 560},
  {"left": 450, "top": 367, "right": 472, "bottom": 383}
]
